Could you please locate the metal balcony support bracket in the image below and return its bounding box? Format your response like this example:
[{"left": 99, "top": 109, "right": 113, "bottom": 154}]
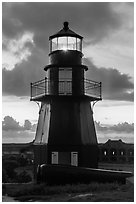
[
  {"left": 30, "top": 82, "right": 32, "bottom": 101},
  {"left": 99, "top": 82, "right": 102, "bottom": 99}
]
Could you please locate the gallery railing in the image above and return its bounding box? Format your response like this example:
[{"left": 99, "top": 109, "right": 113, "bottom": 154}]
[{"left": 30, "top": 78, "right": 102, "bottom": 100}]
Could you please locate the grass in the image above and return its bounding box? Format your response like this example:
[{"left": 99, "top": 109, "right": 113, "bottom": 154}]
[
  {"left": 2, "top": 163, "right": 134, "bottom": 202},
  {"left": 3, "top": 180, "right": 134, "bottom": 202},
  {"left": 3, "top": 182, "right": 119, "bottom": 196}
]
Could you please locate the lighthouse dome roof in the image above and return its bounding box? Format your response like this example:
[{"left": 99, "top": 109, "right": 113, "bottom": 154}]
[{"left": 49, "top": 22, "right": 83, "bottom": 40}]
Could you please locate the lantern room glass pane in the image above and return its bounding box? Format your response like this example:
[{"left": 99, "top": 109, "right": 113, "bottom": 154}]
[
  {"left": 52, "top": 38, "right": 58, "bottom": 51},
  {"left": 76, "top": 38, "right": 81, "bottom": 51},
  {"left": 67, "top": 37, "right": 76, "bottom": 50},
  {"left": 58, "top": 37, "right": 67, "bottom": 50}
]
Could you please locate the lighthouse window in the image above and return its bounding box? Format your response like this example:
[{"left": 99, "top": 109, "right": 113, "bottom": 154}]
[
  {"left": 59, "top": 68, "right": 72, "bottom": 80},
  {"left": 104, "top": 151, "right": 107, "bottom": 156}
]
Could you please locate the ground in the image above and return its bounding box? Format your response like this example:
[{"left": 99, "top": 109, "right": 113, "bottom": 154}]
[{"left": 2, "top": 163, "right": 134, "bottom": 202}]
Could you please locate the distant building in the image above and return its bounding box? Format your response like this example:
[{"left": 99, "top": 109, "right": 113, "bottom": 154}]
[
  {"left": 98, "top": 139, "right": 134, "bottom": 163},
  {"left": 2, "top": 140, "right": 134, "bottom": 164}
]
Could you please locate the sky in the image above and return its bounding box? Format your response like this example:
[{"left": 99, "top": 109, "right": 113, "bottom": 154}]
[{"left": 2, "top": 2, "right": 134, "bottom": 143}]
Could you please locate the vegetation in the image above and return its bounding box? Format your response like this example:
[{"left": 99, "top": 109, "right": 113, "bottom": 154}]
[
  {"left": 2, "top": 156, "right": 32, "bottom": 183},
  {"left": 2, "top": 156, "right": 134, "bottom": 201},
  {"left": 2, "top": 181, "right": 133, "bottom": 202}
]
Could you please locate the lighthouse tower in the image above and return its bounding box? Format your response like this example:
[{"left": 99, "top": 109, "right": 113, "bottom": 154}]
[{"left": 31, "top": 22, "right": 102, "bottom": 180}]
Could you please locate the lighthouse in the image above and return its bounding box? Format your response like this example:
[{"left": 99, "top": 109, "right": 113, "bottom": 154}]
[{"left": 31, "top": 22, "right": 102, "bottom": 181}]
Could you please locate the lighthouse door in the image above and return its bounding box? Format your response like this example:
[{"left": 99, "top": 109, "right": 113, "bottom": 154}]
[{"left": 71, "top": 152, "right": 78, "bottom": 166}]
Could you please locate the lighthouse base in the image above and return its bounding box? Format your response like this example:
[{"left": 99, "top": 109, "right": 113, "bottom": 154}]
[
  {"left": 36, "top": 164, "right": 133, "bottom": 185},
  {"left": 33, "top": 143, "right": 98, "bottom": 181}
]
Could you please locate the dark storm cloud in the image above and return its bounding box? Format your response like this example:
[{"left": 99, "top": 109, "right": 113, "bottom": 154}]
[
  {"left": 2, "top": 48, "right": 47, "bottom": 96},
  {"left": 3, "top": 2, "right": 124, "bottom": 49},
  {"left": 2, "top": 56, "right": 134, "bottom": 101},
  {"left": 95, "top": 121, "right": 134, "bottom": 134},
  {"left": 84, "top": 59, "right": 134, "bottom": 101}
]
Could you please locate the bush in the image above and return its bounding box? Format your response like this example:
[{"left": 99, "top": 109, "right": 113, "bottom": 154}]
[
  {"left": 16, "top": 171, "right": 32, "bottom": 183},
  {"left": 17, "top": 157, "right": 28, "bottom": 167},
  {"left": 2, "top": 184, "right": 7, "bottom": 195},
  {"left": 8, "top": 156, "right": 17, "bottom": 160},
  {"left": 3, "top": 160, "right": 18, "bottom": 179},
  {"left": 2, "top": 169, "right": 9, "bottom": 183},
  {"left": 2, "top": 157, "right": 33, "bottom": 183},
  {"left": 10, "top": 182, "right": 120, "bottom": 197}
]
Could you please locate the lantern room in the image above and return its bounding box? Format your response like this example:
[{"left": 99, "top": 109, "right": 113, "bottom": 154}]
[
  {"left": 49, "top": 22, "right": 82, "bottom": 53},
  {"left": 48, "top": 22, "right": 83, "bottom": 66}
]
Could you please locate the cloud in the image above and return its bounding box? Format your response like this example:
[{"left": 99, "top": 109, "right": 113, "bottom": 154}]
[
  {"left": 95, "top": 120, "right": 134, "bottom": 143},
  {"left": 2, "top": 116, "right": 37, "bottom": 132},
  {"left": 24, "top": 120, "right": 32, "bottom": 130},
  {"left": 95, "top": 121, "right": 134, "bottom": 134},
  {"left": 2, "top": 48, "right": 46, "bottom": 96},
  {"left": 2, "top": 116, "right": 36, "bottom": 143},
  {"left": 2, "top": 2, "right": 134, "bottom": 102},
  {"left": 3, "top": 2, "right": 133, "bottom": 72},
  {"left": 24, "top": 120, "right": 37, "bottom": 132},
  {"left": 2, "top": 57, "right": 134, "bottom": 101},
  {"left": 3, "top": 2, "right": 133, "bottom": 49},
  {"left": 84, "top": 58, "right": 134, "bottom": 101},
  {"left": 2, "top": 130, "right": 35, "bottom": 143},
  {"left": 2, "top": 116, "right": 134, "bottom": 143},
  {"left": 2, "top": 116, "right": 23, "bottom": 131},
  {"left": 31, "top": 124, "right": 37, "bottom": 132},
  {"left": 3, "top": 32, "right": 34, "bottom": 70}
]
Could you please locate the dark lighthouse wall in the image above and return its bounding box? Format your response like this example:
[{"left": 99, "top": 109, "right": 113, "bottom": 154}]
[
  {"left": 31, "top": 22, "right": 102, "bottom": 181},
  {"left": 34, "top": 98, "right": 98, "bottom": 166}
]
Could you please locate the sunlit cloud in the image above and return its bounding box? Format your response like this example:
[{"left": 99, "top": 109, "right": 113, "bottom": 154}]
[
  {"left": 2, "top": 95, "right": 39, "bottom": 125},
  {"left": 84, "top": 28, "right": 133, "bottom": 77},
  {"left": 2, "top": 32, "right": 34, "bottom": 70}
]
